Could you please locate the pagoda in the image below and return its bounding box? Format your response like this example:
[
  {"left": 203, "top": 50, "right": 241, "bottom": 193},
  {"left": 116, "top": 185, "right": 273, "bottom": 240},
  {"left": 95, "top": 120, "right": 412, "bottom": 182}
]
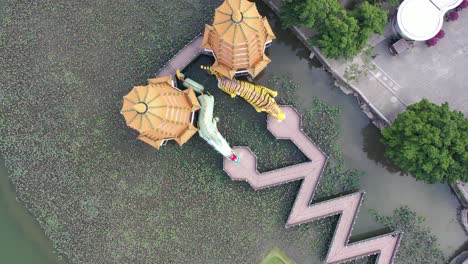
[
  {"left": 202, "top": 0, "right": 276, "bottom": 79},
  {"left": 120, "top": 76, "right": 200, "bottom": 149}
]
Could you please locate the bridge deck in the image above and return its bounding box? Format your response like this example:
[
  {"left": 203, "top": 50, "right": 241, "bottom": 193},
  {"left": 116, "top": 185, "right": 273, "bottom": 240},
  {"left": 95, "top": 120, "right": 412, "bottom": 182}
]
[
  {"left": 153, "top": 33, "right": 402, "bottom": 264},
  {"left": 223, "top": 106, "right": 401, "bottom": 264},
  {"left": 155, "top": 34, "right": 204, "bottom": 78}
]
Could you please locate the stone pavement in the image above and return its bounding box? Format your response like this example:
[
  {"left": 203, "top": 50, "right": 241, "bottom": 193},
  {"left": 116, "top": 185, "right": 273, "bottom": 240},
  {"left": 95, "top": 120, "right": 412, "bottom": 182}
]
[
  {"left": 224, "top": 106, "right": 401, "bottom": 264},
  {"left": 371, "top": 14, "right": 468, "bottom": 117},
  {"left": 326, "top": 54, "right": 407, "bottom": 123},
  {"left": 324, "top": 12, "right": 468, "bottom": 123},
  {"left": 263, "top": 0, "right": 403, "bottom": 123},
  {"left": 264, "top": 0, "right": 468, "bottom": 124}
]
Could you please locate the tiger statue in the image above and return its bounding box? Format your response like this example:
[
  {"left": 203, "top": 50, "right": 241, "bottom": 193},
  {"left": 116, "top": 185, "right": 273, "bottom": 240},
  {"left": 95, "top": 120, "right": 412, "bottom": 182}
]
[{"left": 201, "top": 66, "right": 285, "bottom": 121}]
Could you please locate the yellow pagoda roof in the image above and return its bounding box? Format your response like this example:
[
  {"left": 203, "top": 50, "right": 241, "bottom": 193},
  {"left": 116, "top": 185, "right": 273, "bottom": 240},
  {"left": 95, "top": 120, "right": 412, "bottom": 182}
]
[
  {"left": 202, "top": 0, "right": 276, "bottom": 79},
  {"left": 121, "top": 76, "right": 201, "bottom": 149}
]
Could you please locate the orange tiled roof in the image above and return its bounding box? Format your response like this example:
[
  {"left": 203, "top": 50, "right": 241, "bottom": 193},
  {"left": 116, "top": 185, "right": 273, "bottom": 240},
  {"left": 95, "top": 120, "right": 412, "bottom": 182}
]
[
  {"left": 121, "top": 76, "right": 201, "bottom": 149},
  {"left": 202, "top": 0, "right": 276, "bottom": 79}
]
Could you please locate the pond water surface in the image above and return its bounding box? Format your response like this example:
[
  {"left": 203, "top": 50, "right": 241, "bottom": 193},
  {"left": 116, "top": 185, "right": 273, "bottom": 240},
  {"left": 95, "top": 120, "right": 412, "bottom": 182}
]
[
  {"left": 255, "top": 2, "right": 466, "bottom": 257},
  {"left": 0, "top": 2, "right": 465, "bottom": 263},
  {"left": 0, "top": 157, "right": 61, "bottom": 264}
]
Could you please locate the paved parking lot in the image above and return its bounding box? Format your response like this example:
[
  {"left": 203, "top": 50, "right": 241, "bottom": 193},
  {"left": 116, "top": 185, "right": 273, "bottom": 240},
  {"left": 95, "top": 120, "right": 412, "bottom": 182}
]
[{"left": 372, "top": 12, "right": 468, "bottom": 117}]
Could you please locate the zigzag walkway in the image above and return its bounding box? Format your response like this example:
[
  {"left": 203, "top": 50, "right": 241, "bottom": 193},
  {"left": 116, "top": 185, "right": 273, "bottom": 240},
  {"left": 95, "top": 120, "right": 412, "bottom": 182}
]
[{"left": 224, "top": 106, "right": 401, "bottom": 264}]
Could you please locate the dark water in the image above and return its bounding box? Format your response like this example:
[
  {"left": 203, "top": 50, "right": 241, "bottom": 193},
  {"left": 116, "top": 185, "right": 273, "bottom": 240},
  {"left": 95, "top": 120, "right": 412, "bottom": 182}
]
[
  {"left": 0, "top": 157, "right": 62, "bottom": 264},
  {"left": 0, "top": 2, "right": 465, "bottom": 262},
  {"left": 255, "top": 1, "right": 466, "bottom": 256}
]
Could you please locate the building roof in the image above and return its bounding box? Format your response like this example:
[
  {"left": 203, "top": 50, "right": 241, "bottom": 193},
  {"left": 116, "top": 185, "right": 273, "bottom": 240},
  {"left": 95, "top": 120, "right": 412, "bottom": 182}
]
[
  {"left": 121, "top": 76, "right": 200, "bottom": 149},
  {"left": 202, "top": 0, "right": 276, "bottom": 79},
  {"left": 397, "top": 0, "right": 463, "bottom": 41}
]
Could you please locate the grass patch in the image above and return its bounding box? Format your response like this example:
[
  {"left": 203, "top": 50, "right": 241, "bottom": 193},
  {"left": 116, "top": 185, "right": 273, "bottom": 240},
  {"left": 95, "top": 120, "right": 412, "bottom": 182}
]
[{"left": 259, "top": 247, "right": 295, "bottom": 264}]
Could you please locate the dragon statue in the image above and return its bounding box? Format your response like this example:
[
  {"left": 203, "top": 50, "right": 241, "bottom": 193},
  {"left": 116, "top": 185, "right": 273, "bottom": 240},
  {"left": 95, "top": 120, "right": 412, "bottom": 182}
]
[
  {"left": 176, "top": 69, "right": 239, "bottom": 163},
  {"left": 197, "top": 94, "right": 239, "bottom": 163},
  {"left": 201, "top": 65, "right": 285, "bottom": 121}
]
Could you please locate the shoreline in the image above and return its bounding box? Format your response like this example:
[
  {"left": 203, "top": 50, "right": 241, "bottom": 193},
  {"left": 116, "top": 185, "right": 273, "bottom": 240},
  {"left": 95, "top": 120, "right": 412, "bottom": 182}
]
[
  {"left": 260, "top": 0, "right": 391, "bottom": 130},
  {"left": 258, "top": 0, "right": 468, "bottom": 244},
  {"left": 0, "top": 156, "right": 63, "bottom": 264}
]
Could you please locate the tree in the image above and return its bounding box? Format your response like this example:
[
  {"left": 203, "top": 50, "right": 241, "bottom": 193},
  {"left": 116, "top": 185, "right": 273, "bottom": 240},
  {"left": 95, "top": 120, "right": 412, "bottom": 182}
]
[
  {"left": 350, "top": 1, "right": 388, "bottom": 50},
  {"left": 296, "top": 0, "right": 341, "bottom": 28},
  {"left": 280, "top": 0, "right": 307, "bottom": 28},
  {"left": 280, "top": 0, "right": 389, "bottom": 59},
  {"left": 312, "top": 11, "right": 361, "bottom": 59},
  {"left": 281, "top": 0, "right": 341, "bottom": 29},
  {"left": 382, "top": 99, "right": 468, "bottom": 183},
  {"left": 351, "top": 1, "right": 388, "bottom": 35}
]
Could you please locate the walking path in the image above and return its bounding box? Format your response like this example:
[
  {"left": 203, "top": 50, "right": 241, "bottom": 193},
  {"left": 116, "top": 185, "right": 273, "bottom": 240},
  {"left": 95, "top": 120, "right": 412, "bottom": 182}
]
[
  {"left": 224, "top": 106, "right": 401, "bottom": 264},
  {"left": 152, "top": 28, "right": 402, "bottom": 263},
  {"left": 325, "top": 55, "right": 407, "bottom": 124},
  {"left": 263, "top": 0, "right": 468, "bottom": 236},
  {"left": 262, "top": 0, "right": 402, "bottom": 125},
  {"left": 155, "top": 34, "right": 204, "bottom": 78}
]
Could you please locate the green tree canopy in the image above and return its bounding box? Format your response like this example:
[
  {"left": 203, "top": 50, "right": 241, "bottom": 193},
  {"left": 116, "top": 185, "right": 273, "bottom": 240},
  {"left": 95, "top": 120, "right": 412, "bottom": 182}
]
[
  {"left": 298, "top": 0, "right": 341, "bottom": 29},
  {"left": 351, "top": 1, "right": 388, "bottom": 35},
  {"left": 382, "top": 99, "right": 468, "bottom": 183},
  {"left": 280, "top": 0, "right": 388, "bottom": 59},
  {"left": 280, "top": 0, "right": 307, "bottom": 28},
  {"left": 281, "top": 0, "right": 341, "bottom": 29},
  {"left": 312, "top": 11, "right": 361, "bottom": 59}
]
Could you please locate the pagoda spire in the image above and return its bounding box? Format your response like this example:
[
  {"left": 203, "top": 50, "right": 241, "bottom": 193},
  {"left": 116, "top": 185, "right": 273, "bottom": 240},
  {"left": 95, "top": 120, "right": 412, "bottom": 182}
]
[
  {"left": 231, "top": 8, "right": 243, "bottom": 23},
  {"left": 202, "top": 0, "right": 276, "bottom": 79},
  {"left": 133, "top": 102, "right": 148, "bottom": 114}
]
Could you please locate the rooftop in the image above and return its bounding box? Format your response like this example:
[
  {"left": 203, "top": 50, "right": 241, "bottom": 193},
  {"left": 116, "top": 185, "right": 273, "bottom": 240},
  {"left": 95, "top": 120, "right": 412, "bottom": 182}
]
[
  {"left": 121, "top": 76, "right": 200, "bottom": 149},
  {"left": 397, "top": 0, "right": 463, "bottom": 41},
  {"left": 202, "top": 0, "right": 275, "bottom": 79}
]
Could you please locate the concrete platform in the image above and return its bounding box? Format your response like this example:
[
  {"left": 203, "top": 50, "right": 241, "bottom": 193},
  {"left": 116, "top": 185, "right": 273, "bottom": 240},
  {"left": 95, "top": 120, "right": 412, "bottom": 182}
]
[{"left": 372, "top": 12, "right": 468, "bottom": 118}]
